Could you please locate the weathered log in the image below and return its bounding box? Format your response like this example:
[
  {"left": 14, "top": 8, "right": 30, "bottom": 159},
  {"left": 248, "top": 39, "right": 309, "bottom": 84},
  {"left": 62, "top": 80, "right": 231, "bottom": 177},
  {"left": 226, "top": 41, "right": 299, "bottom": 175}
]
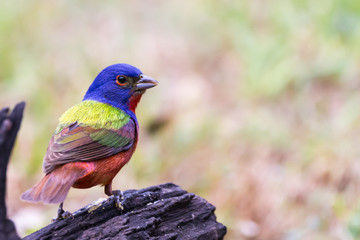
[
  {"left": 24, "top": 183, "right": 227, "bottom": 240},
  {"left": 0, "top": 102, "right": 25, "bottom": 240}
]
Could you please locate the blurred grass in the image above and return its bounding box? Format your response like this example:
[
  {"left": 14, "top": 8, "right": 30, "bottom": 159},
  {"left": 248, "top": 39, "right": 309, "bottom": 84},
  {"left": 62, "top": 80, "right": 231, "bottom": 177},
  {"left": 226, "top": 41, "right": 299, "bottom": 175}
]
[{"left": 1, "top": 0, "right": 360, "bottom": 239}]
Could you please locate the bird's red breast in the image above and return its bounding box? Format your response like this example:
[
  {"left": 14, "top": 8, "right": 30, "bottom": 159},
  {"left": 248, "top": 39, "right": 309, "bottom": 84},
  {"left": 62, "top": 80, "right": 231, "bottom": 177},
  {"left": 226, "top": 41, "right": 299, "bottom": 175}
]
[{"left": 72, "top": 140, "right": 137, "bottom": 189}]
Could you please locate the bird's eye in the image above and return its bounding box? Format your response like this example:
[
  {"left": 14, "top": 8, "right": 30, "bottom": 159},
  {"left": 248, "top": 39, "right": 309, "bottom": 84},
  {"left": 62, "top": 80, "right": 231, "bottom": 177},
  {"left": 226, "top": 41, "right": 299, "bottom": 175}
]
[{"left": 116, "top": 75, "right": 127, "bottom": 86}]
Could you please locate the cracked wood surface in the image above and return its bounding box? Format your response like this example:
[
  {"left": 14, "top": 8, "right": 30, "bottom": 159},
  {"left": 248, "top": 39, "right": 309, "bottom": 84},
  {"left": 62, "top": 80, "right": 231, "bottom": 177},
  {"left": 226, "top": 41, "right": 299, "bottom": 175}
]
[{"left": 24, "top": 183, "right": 227, "bottom": 240}]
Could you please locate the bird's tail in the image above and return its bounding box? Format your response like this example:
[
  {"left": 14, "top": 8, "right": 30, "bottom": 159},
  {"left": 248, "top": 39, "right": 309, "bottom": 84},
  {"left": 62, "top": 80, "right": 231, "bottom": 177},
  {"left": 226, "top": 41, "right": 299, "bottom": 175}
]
[{"left": 21, "top": 168, "right": 86, "bottom": 204}]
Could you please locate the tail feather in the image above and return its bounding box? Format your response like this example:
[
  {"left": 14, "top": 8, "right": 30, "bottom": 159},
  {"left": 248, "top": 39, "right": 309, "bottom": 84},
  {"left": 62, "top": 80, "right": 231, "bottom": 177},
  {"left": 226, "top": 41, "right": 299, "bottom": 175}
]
[
  {"left": 21, "top": 174, "right": 50, "bottom": 203},
  {"left": 21, "top": 168, "right": 86, "bottom": 204}
]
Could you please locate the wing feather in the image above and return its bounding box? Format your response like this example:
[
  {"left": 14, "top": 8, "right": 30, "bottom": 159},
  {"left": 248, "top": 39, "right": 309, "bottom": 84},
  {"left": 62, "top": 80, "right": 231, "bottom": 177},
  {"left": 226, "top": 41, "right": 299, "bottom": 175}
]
[{"left": 43, "top": 119, "right": 136, "bottom": 174}]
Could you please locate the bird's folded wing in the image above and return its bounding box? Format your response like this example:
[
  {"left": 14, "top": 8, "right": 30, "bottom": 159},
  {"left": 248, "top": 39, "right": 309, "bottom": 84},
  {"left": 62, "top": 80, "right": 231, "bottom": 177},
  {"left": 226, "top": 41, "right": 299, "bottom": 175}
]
[{"left": 43, "top": 119, "right": 136, "bottom": 174}]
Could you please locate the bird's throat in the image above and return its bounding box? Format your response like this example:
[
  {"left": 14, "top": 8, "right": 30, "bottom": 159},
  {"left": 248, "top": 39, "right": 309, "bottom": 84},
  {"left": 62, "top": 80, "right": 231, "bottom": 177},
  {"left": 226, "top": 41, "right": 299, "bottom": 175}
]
[{"left": 128, "top": 93, "right": 143, "bottom": 113}]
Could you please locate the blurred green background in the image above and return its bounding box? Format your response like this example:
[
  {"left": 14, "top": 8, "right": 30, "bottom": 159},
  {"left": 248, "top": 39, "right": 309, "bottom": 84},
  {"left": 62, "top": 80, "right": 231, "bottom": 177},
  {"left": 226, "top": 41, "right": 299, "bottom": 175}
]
[{"left": 1, "top": 0, "right": 360, "bottom": 239}]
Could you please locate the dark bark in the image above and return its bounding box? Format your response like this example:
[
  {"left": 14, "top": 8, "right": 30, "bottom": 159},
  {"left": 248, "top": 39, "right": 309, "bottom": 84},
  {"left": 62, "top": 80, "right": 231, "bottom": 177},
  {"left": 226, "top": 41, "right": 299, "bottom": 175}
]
[
  {"left": 0, "top": 102, "right": 25, "bottom": 240},
  {"left": 24, "top": 183, "right": 227, "bottom": 240}
]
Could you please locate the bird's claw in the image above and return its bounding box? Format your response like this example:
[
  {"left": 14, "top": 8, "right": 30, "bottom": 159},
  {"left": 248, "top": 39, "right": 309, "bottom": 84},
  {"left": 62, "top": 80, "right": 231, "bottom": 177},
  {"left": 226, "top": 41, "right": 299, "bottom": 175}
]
[
  {"left": 52, "top": 203, "right": 73, "bottom": 222},
  {"left": 111, "top": 190, "right": 124, "bottom": 210},
  {"left": 112, "top": 190, "right": 124, "bottom": 199},
  {"left": 52, "top": 210, "right": 73, "bottom": 222}
]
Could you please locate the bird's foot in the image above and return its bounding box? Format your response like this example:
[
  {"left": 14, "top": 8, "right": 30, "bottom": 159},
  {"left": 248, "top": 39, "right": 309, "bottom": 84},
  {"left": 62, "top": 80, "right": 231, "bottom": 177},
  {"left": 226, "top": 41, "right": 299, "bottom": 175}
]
[
  {"left": 112, "top": 190, "right": 124, "bottom": 210},
  {"left": 52, "top": 203, "right": 73, "bottom": 222}
]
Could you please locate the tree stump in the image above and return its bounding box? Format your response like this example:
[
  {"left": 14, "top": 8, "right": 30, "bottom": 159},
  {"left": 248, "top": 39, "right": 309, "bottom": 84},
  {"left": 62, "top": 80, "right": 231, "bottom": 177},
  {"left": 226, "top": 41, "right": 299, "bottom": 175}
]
[
  {"left": 0, "top": 102, "right": 25, "bottom": 240},
  {"left": 24, "top": 183, "right": 226, "bottom": 240}
]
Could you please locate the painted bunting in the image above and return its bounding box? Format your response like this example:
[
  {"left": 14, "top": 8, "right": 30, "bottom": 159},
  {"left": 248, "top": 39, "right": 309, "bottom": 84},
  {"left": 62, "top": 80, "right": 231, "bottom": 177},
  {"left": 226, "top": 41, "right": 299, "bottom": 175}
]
[{"left": 21, "top": 64, "right": 158, "bottom": 214}]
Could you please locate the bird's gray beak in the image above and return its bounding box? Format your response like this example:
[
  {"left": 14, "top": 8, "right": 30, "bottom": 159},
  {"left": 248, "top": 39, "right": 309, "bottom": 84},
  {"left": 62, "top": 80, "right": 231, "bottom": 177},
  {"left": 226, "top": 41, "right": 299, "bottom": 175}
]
[{"left": 136, "top": 74, "right": 158, "bottom": 90}]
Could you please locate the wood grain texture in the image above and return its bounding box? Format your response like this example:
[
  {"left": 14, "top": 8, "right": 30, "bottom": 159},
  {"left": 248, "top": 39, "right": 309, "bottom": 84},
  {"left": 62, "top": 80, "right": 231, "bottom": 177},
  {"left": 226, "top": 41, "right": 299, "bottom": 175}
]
[{"left": 24, "top": 183, "right": 227, "bottom": 240}]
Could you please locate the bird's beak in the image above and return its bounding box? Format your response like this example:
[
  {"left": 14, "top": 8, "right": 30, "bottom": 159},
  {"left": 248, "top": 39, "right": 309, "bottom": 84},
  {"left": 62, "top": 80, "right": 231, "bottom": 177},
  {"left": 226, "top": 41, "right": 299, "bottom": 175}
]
[{"left": 136, "top": 75, "right": 158, "bottom": 90}]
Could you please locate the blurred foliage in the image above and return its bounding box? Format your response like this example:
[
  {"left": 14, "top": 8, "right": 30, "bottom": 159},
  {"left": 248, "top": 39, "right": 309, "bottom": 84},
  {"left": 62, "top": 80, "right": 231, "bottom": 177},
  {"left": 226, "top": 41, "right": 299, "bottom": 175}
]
[
  {"left": 349, "top": 208, "right": 360, "bottom": 239},
  {"left": 1, "top": 0, "right": 360, "bottom": 239}
]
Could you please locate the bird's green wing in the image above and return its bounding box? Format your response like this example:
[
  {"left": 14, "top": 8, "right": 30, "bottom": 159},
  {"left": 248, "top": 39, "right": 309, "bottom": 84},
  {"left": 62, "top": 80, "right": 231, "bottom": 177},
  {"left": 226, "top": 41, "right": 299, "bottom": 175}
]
[{"left": 43, "top": 101, "right": 137, "bottom": 174}]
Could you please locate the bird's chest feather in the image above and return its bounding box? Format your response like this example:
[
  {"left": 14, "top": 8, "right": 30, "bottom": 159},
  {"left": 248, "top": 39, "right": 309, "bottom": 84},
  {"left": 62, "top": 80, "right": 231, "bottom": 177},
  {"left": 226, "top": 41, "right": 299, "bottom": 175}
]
[{"left": 72, "top": 134, "right": 138, "bottom": 189}]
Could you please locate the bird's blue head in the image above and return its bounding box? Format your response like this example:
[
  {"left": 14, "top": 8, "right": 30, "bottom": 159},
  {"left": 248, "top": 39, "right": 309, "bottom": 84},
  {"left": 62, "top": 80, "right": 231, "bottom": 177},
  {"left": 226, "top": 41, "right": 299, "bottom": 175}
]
[{"left": 83, "top": 63, "right": 158, "bottom": 118}]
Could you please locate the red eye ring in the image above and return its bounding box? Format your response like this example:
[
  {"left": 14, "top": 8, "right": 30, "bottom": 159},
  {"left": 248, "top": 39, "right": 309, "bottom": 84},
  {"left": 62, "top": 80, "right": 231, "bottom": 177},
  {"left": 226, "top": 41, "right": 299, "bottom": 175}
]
[{"left": 116, "top": 75, "right": 127, "bottom": 86}]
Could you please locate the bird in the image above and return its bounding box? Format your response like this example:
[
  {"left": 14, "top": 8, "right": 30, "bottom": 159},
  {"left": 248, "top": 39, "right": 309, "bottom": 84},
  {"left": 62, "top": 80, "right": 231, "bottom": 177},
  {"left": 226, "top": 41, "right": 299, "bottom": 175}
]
[{"left": 21, "top": 63, "right": 158, "bottom": 219}]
